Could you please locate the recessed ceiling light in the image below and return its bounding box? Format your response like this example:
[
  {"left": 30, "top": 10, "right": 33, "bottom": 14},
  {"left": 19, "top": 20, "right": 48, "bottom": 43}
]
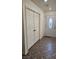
[{"left": 44, "top": 0, "right": 48, "bottom": 2}]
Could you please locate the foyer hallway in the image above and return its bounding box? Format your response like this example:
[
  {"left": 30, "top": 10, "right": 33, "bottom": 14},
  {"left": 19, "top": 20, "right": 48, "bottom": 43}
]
[{"left": 23, "top": 36, "right": 56, "bottom": 59}]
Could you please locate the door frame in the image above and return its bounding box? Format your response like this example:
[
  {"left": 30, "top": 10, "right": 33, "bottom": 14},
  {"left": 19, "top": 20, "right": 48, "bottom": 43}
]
[{"left": 25, "top": 7, "right": 40, "bottom": 49}]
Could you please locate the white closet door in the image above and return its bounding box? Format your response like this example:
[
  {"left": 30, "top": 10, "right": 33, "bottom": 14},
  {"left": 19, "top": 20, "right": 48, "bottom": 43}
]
[
  {"left": 34, "top": 13, "right": 40, "bottom": 42},
  {"left": 26, "top": 9, "right": 35, "bottom": 49}
]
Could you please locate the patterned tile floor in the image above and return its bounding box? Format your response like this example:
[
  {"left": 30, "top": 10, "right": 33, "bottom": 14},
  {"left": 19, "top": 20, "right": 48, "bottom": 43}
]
[{"left": 22, "top": 36, "right": 56, "bottom": 59}]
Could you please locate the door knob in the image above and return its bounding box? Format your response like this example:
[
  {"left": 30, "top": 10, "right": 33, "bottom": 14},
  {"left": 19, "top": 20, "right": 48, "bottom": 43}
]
[{"left": 33, "top": 29, "right": 36, "bottom": 31}]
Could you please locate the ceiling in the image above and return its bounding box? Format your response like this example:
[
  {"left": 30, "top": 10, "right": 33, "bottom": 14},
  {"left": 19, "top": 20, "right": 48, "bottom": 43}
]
[{"left": 31, "top": 0, "right": 56, "bottom": 12}]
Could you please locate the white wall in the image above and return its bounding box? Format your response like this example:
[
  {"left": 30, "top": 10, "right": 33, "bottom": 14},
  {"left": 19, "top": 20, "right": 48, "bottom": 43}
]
[
  {"left": 44, "top": 11, "right": 56, "bottom": 37},
  {"left": 22, "top": 0, "right": 28, "bottom": 55},
  {"left": 22, "top": 0, "right": 45, "bottom": 55}
]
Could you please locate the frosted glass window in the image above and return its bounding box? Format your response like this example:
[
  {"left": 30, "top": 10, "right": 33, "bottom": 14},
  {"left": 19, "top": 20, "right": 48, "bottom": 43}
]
[{"left": 48, "top": 17, "right": 53, "bottom": 29}]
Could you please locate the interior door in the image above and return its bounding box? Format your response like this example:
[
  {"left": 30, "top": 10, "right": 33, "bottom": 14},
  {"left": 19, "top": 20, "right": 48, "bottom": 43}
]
[
  {"left": 34, "top": 12, "right": 40, "bottom": 42},
  {"left": 26, "top": 8, "right": 40, "bottom": 49},
  {"left": 26, "top": 9, "right": 35, "bottom": 49}
]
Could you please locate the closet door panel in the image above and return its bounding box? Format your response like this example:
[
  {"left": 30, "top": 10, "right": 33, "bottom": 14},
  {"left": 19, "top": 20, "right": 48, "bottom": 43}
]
[
  {"left": 34, "top": 13, "right": 40, "bottom": 42},
  {"left": 26, "top": 9, "right": 35, "bottom": 49}
]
